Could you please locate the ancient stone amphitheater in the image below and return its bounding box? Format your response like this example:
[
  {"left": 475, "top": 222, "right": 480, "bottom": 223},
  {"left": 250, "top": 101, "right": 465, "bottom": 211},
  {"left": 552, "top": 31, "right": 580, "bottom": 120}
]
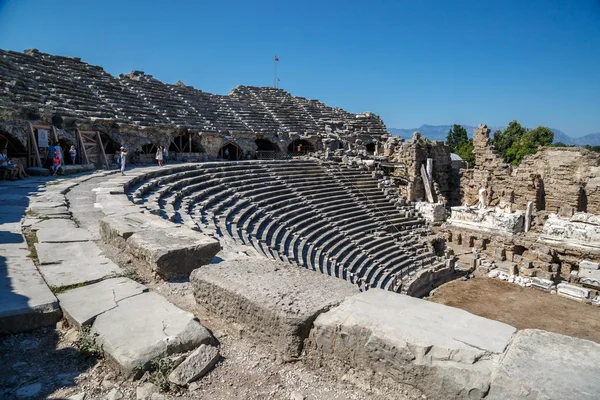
[{"left": 1, "top": 48, "right": 600, "bottom": 400}]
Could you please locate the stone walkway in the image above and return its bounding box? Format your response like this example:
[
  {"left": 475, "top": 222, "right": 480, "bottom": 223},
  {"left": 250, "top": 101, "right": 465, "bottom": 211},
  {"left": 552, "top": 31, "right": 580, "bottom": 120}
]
[
  {"left": 0, "top": 176, "right": 61, "bottom": 333},
  {"left": 0, "top": 168, "right": 216, "bottom": 377}
]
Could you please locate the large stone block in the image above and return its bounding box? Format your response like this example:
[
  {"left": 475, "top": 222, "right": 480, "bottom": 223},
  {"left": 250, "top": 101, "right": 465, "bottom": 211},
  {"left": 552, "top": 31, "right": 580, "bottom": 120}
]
[
  {"left": 190, "top": 259, "right": 359, "bottom": 358},
  {"left": 56, "top": 277, "right": 147, "bottom": 328},
  {"left": 488, "top": 329, "right": 600, "bottom": 400},
  {"left": 127, "top": 227, "right": 220, "bottom": 279},
  {"left": 0, "top": 257, "right": 61, "bottom": 333},
  {"left": 309, "top": 289, "right": 516, "bottom": 400},
  {"left": 91, "top": 292, "right": 212, "bottom": 376},
  {"left": 557, "top": 283, "right": 590, "bottom": 301}
]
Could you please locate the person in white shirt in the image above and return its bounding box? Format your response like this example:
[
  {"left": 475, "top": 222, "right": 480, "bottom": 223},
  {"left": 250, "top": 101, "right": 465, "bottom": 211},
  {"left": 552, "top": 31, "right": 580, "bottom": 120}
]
[{"left": 120, "top": 147, "right": 128, "bottom": 175}]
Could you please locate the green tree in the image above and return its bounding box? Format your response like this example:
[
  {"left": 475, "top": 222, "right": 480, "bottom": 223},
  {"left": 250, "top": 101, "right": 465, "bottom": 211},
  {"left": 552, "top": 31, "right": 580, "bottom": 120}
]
[
  {"left": 455, "top": 139, "right": 475, "bottom": 167},
  {"left": 492, "top": 122, "right": 553, "bottom": 165},
  {"left": 491, "top": 120, "right": 527, "bottom": 157},
  {"left": 446, "top": 124, "right": 469, "bottom": 153}
]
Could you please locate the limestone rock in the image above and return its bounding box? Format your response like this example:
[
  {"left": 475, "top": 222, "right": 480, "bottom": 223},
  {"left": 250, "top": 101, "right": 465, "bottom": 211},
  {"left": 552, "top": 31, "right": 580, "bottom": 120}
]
[
  {"left": 488, "top": 329, "right": 600, "bottom": 400},
  {"left": 127, "top": 227, "right": 221, "bottom": 279},
  {"left": 310, "top": 289, "right": 516, "bottom": 399},
  {"left": 91, "top": 292, "right": 213, "bottom": 376},
  {"left": 191, "top": 259, "right": 359, "bottom": 358},
  {"left": 136, "top": 382, "right": 159, "bottom": 400},
  {"left": 15, "top": 383, "right": 42, "bottom": 398},
  {"left": 168, "top": 344, "right": 219, "bottom": 386}
]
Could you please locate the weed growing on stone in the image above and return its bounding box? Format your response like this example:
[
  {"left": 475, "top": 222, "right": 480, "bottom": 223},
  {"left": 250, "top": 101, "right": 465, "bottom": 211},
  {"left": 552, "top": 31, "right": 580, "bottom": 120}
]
[
  {"left": 76, "top": 326, "right": 102, "bottom": 359},
  {"left": 49, "top": 282, "right": 88, "bottom": 294},
  {"left": 148, "top": 357, "right": 175, "bottom": 392},
  {"left": 24, "top": 231, "right": 38, "bottom": 260},
  {"left": 120, "top": 269, "right": 144, "bottom": 283}
]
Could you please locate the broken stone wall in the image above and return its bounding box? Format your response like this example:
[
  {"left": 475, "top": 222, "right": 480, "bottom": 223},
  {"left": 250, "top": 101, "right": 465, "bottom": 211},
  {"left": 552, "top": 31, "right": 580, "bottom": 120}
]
[
  {"left": 386, "top": 134, "right": 452, "bottom": 204},
  {"left": 459, "top": 124, "right": 600, "bottom": 214}
]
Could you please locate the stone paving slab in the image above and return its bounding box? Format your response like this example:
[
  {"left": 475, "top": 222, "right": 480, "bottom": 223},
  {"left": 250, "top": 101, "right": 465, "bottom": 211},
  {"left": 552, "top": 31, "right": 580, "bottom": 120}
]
[
  {"left": 35, "top": 241, "right": 103, "bottom": 265},
  {"left": 309, "top": 289, "right": 517, "bottom": 399},
  {"left": 488, "top": 329, "right": 600, "bottom": 400},
  {"left": 30, "top": 219, "right": 77, "bottom": 231},
  {"left": 91, "top": 291, "right": 213, "bottom": 376},
  {"left": 57, "top": 277, "right": 147, "bottom": 328},
  {"left": 0, "top": 256, "right": 61, "bottom": 333},
  {"left": 36, "top": 227, "right": 93, "bottom": 243},
  {"left": 191, "top": 258, "right": 359, "bottom": 358},
  {"left": 38, "top": 257, "right": 123, "bottom": 288}
]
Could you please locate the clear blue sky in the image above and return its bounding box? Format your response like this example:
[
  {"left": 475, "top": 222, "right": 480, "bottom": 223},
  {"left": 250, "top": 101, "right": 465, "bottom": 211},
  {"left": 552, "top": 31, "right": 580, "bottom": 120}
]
[{"left": 1, "top": 0, "right": 599, "bottom": 136}]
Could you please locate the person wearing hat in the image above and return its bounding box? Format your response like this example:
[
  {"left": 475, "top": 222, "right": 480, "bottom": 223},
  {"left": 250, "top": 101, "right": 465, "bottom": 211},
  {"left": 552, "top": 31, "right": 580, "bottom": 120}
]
[{"left": 119, "top": 146, "right": 128, "bottom": 175}]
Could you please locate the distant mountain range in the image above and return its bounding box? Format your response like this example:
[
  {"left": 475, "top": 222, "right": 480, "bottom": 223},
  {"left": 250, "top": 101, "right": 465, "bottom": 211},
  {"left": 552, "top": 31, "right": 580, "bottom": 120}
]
[{"left": 388, "top": 125, "right": 600, "bottom": 146}]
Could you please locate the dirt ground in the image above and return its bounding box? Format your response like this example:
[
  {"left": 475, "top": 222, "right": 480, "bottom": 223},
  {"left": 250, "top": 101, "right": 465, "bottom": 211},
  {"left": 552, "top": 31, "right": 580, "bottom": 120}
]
[{"left": 428, "top": 273, "right": 600, "bottom": 344}]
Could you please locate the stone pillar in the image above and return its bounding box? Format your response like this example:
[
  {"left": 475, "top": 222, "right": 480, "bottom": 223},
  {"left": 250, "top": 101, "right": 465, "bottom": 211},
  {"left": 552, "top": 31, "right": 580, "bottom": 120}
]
[
  {"left": 426, "top": 158, "right": 433, "bottom": 180},
  {"left": 525, "top": 201, "right": 534, "bottom": 232}
]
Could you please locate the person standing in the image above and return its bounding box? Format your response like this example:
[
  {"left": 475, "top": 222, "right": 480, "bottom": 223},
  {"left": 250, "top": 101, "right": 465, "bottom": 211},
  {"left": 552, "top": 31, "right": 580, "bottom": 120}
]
[
  {"left": 69, "top": 145, "right": 77, "bottom": 165},
  {"left": 120, "top": 146, "right": 128, "bottom": 175},
  {"left": 163, "top": 146, "right": 169, "bottom": 165},
  {"left": 156, "top": 146, "right": 163, "bottom": 167}
]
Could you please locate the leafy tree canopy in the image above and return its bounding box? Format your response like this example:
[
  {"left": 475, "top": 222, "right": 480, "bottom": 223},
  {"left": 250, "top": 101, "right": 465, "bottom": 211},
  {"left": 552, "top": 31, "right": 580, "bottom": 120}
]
[
  {"left": 446, "top": 124, "right": 475, "bottom": 167},
  {"left": 491, "top": 122, "right": 553, "bottom": 165},
  {"left": 446, "top": 124, "right": 469, "bottom": 153}
]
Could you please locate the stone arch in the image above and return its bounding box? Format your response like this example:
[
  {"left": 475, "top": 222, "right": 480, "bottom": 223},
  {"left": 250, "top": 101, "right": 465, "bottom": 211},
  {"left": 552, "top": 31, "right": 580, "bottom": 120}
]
[
  {"left": 219, "top": 142, "right": 242, "bottom": 161},
  {"left": 255, "top": 138, "right": 279, "bottom": 151},
  {"left": 58, "top": 138, "right": 77, "bottom": 164},
  {"left": 100, "top": 133, "right": 120, "bottom": 155},
  {"left": 287, "top": 139, "right": 313, "bottom": 153},
  {"left": 169, "top": 133, "right": 204, "bottom": 153},
  {"left": 141, "top": 143, "right": 157, "bottom": 154},
  {"left": 0, "top": 130, "right": 27, "bottom": 156},
  {"left": 366, "top": 142, "right": 376, "bottom": 155}
]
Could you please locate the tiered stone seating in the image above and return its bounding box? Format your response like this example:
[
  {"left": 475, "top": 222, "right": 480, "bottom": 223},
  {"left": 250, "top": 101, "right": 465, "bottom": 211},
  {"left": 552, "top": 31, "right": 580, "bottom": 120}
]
[
  {"left": 232, "top": 86, "right": 320, "bottom": 134},
  {"left": 0, "top": 48, "right": 389, "bottom": 137},
  {"left": 119, "top": 72, "right": 207, "bottom": 128},
  {"left": 126, "top": 160, "right": 445, "bottom": 293}
]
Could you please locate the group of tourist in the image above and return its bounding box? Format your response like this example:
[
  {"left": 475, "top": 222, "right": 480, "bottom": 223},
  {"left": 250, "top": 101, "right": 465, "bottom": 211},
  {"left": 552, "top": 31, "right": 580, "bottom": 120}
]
[
  {"left": 0, "top": 148, "right": 28, "bottom": 180},
  {"left": 116, "top": 145, "right": 170, "bottom": 175},
  {"left": 156, "top": 146, "right": 168, "bottom": 166}
]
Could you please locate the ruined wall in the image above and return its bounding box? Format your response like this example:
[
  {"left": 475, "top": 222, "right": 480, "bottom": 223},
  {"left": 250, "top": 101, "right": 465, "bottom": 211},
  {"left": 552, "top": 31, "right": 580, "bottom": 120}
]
[
  {"left": 386, "top": 133, "right": 452, "bottom": 203},
  {"left": 459, "top": 124, "right": 600, "bottom": 214}
]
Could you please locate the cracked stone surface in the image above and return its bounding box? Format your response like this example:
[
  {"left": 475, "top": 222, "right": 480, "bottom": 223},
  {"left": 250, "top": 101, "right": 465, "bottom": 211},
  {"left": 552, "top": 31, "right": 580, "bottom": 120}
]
[
  {"left": 309, "top": 289, "right": 517, "bottom": 399},
  {"left": 191, "top": 258, "right": 359, "bottom": 359},
  {"left": 91, "top": 291, "right": 213, "bottom": 376},
  {"left": 56, "top": 277, "right": 148, "bottom": 328},
  {"left": 488, "top": 329, "right": 600, "bottom": 400}
]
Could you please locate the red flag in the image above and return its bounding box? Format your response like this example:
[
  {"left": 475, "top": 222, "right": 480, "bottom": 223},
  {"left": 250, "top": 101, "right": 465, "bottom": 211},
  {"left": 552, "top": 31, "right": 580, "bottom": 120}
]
[{"left": 274, "top": 56, "right": 279, "bottom": 61}]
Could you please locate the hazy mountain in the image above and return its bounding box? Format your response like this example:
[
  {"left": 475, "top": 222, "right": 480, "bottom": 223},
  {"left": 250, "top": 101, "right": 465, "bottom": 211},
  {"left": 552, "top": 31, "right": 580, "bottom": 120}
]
[{"left": 389, "top": 125, "right": 600, "bottom": 146}]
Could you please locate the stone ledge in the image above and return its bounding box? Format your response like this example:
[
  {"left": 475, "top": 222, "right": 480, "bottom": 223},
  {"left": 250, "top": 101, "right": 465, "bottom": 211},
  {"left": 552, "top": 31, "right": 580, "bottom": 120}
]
[
  {"left": 91, "top": 291, "right": 213, "bottom": 376},
  {"left": 190, "top": 259, "right": 359, "bottom": 359},
  {"left": 308, "top": 289, "right": 517, "bottom": 400},
  {"left": 488, "top": 329, "right": 600, "bottom": 400}
]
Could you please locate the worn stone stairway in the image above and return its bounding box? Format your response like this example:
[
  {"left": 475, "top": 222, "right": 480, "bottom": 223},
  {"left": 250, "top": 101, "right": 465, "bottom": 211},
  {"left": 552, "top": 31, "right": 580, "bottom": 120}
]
[{"left": 126, "top": 159, "right": 452, "bottom": 294}]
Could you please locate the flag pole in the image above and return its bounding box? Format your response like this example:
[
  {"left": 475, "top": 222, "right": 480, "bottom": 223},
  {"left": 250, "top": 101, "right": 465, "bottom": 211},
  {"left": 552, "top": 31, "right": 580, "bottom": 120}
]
[{"left": 274, "top": 56, "right": 277, "bottom": 88}]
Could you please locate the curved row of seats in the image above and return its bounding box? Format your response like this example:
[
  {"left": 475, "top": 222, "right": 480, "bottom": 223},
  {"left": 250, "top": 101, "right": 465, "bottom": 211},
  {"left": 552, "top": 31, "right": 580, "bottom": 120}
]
[{"left": 126, "top": 160, "right": 445, "bottom": 292}]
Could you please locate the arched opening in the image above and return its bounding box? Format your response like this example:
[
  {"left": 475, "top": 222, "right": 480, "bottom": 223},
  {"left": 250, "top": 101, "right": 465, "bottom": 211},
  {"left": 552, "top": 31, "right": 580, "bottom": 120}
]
[
  {"left": 255, "top": 138, "right": 279, "bottom": 151},
  {"left": 58, "top": 138, "right": 77, "bottom": 165},
  {"left": 219, "top": 142, "right": 241, "bottom": 161},
  {"left": 287, "top": 139, "right": 314, "bottom": 154},
  {"left": 100, "top": 133, "right": 120, "bottom": 155},
  {"left": 141, "top": 143, "right": 157, "bottom": 154},
  {"left": 169, "top": 134, "right": 202, "bottom": 153},
  {"left": 366, "top": 142, "right": 376, "bottom": 155},
  {"left": 0, "top": 130, "right": 28, "bottom": 166}
]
